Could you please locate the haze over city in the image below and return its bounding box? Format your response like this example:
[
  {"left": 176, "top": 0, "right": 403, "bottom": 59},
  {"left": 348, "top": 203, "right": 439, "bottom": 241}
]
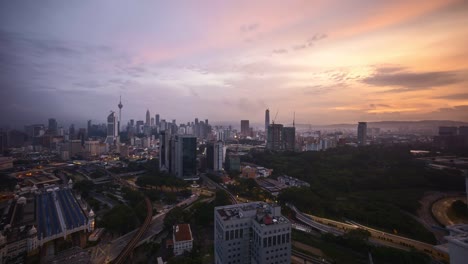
[{"left": 1, "top": 0, "right": 468, "bottom": 127}]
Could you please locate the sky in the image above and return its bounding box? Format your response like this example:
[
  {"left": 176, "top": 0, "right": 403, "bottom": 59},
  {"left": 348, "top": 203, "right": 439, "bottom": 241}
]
[{"left": 1, "top": 0, "right": 468, "bottom": 128}]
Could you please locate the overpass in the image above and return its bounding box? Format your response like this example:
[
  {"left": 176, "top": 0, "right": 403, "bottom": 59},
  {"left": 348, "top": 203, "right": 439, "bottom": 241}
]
[{"left": 289, "top": 204, "right": 449, "bottom": 262}]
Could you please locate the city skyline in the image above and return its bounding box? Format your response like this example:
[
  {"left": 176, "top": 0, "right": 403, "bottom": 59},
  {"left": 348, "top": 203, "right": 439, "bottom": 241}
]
[{"left": 1, "top": 0, "right": 468, "bottom": 127}]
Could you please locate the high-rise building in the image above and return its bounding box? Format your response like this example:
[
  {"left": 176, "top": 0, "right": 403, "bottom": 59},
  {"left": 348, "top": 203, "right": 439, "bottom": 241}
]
[
  {"left": 241, "top": 120, "right": 250, "bottom": 137},
  {"left": 48, "top": 118, "right": 58, "bottom": 135},
  {"left": 267, "top": 124, "right": 283, "bottom": 150},
  {"left": 282, "top": 127, "right": 295, "bottom": 151},
  {"left": 159, "top": 131, "right": 170, "bottom": 171},
  {"left": 459, "top": 126, "right": 468, "bottom": 135},
  {"left": 214, "top": 202, "right": 291, "bottom": 264},
  {"left": 214, "top": 140, "right": 224, "bottom": 171},
  {"left": 265, "top": 109, "right": 270, "bottom": 133},
  {"left": 0, "top": 132, "right": 6, "bottom": 154},
  {"left": 146, "top": 109, "right": 151, "bottom": 126},
  {"left": 69, "top": 124, "right": 75, "bottom": 140},
  {"left": 106, "top": 112, "right": 118, "bottom": 144},
  {"left": 206, "top": 142, "right": 215, "bottom": 171},
  {"left": 357, "top": 122, "right": 367, "bottom": 146},
  {"left": 170, "top": 135, "right": 197, "bottom": 179},
  {"left": 226, "top": 154, "right": 240, "bottom": 172},
  {"left": 155, "top": 114, "right": 160, "bottom": 127},
  {"left": 150, "top": 117, "right": 155, "bottom": 127}
]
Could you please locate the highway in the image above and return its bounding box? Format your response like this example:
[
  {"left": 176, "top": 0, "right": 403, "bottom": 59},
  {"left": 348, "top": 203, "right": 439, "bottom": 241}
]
[
  {"left": 289, "top": 204, "right": 449, "bottom": 262},
  {"left": 200, "top": 174, "right": 238, "bottom": 204},
  {"left": 292, "top": 250, "right": 331, "bottom": 264}
]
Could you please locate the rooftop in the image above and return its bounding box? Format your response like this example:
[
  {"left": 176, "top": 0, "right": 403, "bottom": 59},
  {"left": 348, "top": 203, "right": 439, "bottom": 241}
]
[
  {"left": 216, "top": 202, "right": 289, "bottom": 226},
  {"left": 173, "top": 224, "right": 192, "bottom": 242}
]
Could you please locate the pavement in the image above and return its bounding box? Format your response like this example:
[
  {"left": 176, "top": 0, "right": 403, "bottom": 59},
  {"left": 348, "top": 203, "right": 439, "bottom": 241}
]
[{"left": 432, "top": 196, "right": 467, "bottom": 226}]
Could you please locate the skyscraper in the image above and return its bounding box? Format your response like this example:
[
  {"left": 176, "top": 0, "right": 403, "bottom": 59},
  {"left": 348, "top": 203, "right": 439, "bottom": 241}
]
[
  {"left": 159, "top": 131, "right": 170, "bottom": 171},
  {"left": 106, "top": 112, "right": 118, "bottom": 144},
  {"left": 357, "top": 122, "right": 367, "bottom": 146},
  {"left": 206, "top": 142, "right": 214, "bottom": 171},
  {"left": 155, "top": 114, "right": 160, "bottom": 127},
  {"left": 282, "top": 126, "right": 295, "bottom": 151},
  {"left": 48, "top": 118, "right": 58, "bottom": 135},
  {"left": 214, "top": 202, "right": 291, "bottom": 264},
  {"left": 267, "top": 124, "right": 283, "bottom": 150},
  {"left": 265, "top": 109, "right": 270, "bottom": 133},
  {"left": 146, "top": 109, "right": 151, "bottom": 126},
  {"left": 241, "top": 120, "right": 250, "bottom": 137},
  {"left": 214, "top": 140, "right": 224, "bottom": 171},
  {"left": 170, "top": 135, "right": 197, "bottom": 179}
]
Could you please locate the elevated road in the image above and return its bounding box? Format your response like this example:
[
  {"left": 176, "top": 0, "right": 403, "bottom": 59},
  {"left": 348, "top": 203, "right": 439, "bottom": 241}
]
[
  {"left": 289, "top": 204, "right": 449, "bottom": 262},
  {"left": 112, "top": 197, "right": 152, "bottom": 264}
]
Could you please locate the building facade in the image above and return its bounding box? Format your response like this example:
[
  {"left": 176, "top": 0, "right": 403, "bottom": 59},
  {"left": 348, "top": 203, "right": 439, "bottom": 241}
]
[
  {"left": 173, "top": 224, "right": 193, "bottom": 256},
  {"left": 267, "top": 124, "right": 283, "bottom": 151},
  {"left": 241, "top": 120, "right": 250, "bottom": 137},
  {"left": 214, "top": 202, "right": 291, "bottom": 264},
  {"left": 357, "top": 122, "right": 367, "bottom": 146},
  {"left": 214, "top": 140, "right": 224, "bottom": 171}
]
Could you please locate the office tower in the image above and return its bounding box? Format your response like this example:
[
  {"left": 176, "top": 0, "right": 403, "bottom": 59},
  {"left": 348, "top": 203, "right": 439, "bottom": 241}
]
[
  {"left": 69, "top": 124, "right": 76, "bottom": 140},
  {"left": 118, "top": 96, "right": 123, "bottom": 134},
  {"left": 146, "top": 109, "right": 151, "bottom": 125},
  {"left": 195, "top": 118, "right": 199, "bottom": 138},
  {"left": 130, "top": 119, "right": 135, "bottom": 127},
  {"left": 214, "top": 202, "right": 291, "bottom": 264},
  {"left": 155, "top": 114, "right": 160, "bottom": 127},
  {"left": 282, "top": 127, "right": 295, "bottom": 151},
  {"left": 48, "top": 118, "right": 58, "bottom": 135},
  {"left": 206, "top": 142, "right": 214, "bottom": 170},
  {"left": 241, "top": 120, "right": 250, "bottom": 137},
  {"left": 205, "top": 119, "right": 209, "bottom": 125},
  {"left": 106, "top": 112, "right": 118, "bottom": 144},
  {"left": 265, "top": 109, "right": 270, "bottom": 133},
  {"left": 357, "top": 122, "right": 367, "bottom": 146},
  {"left": 439, "top": 126, "right": 458, "bottom": 136},
  {"left": 214, "top": 140, "right": 224, "bottom": 171},
  {"left": 170, "top": 135, "right": 197, "bottom": 179},
  {"left": 159, "top": 131, "right": 170, "bottom": 171},
  {"left": 267, "top": 124, "right": 283, "bottom": 150},
  {"left": 226, "top": 154, "right": 240, "bottom": 172},
  {"left": 151, "top": 117, "right": 155, "bottom": 127}
]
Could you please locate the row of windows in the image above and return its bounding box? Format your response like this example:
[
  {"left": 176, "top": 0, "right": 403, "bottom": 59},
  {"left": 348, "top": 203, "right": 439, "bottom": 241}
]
[
  {"left": 225, "top": 228, "right": 244, "bottom": 241},
  {"left": 262, "top": 233, "right": 289, "bottom": 248}
]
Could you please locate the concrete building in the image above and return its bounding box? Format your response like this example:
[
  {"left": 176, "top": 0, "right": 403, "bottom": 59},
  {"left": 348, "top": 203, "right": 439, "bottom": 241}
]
[
  {"left": 146, "top": 109, "right": 151, "bottom": 126},
  {"left": 226, "top": 154, "right": 241, "bottom": 172},
  {"left": 159, "top": 131, "right": 170, "bottom": 171},
  {"left": 267, "top": 124, "right": 283, "bottom": 151},
  {"left": 357, "top": 122, "right": 367, "bottom": 146},
  {"left": 214, "top": 140, "right": 224, "bottom": 171},
  {"left": 241, "top": 120, "right": 250, "bottom": 137},
  {"left": 206, "top": 142, "right": 215, "bottom": 171},
  {"left": 170, "top": 135, "right": 197, "bottom": 179},
  {"left": 106, "top": 112, "right": 118, "bottom": 145},
  {"left": 282, "top": 127, "right": 295, "bottom": 151},
  {"left": 214, "top": 202, "right": 291, "bottom": 264},
  {"left": 173, "top": 224, "right": 193, "bottom": 256},
  {"left": 265, "top": 109, "right": 270, "bottom": 134},
  {"left": 0, "top": 157, "right": 13, "bottom": 171},
  {"left": 48, "top": 118, "right": 58, "bottom": 136},
  {"left": 445, "top": 224, "right": 468, "bottom": 264}
]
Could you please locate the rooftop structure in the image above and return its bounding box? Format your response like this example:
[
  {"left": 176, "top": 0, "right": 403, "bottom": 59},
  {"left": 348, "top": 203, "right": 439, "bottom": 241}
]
[{"left": 214, "top": 202, "right": 291, "bottom": 264}]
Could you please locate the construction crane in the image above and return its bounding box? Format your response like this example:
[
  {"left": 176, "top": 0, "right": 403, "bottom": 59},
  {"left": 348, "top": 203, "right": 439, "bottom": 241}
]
[{"left": 272, "top": 110, "right": 279, "bottom": 124}]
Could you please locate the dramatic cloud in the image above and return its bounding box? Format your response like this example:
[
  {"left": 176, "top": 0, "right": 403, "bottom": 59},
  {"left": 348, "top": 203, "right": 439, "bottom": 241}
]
[
  {"left": 362, "top": 68, "right": 462, "bottom": 91},
  {"left": 0, "top": 0, "right": 467, "bottom": 127}
]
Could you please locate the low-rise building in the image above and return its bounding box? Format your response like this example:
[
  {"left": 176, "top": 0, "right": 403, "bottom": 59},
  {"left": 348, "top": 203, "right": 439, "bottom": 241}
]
[{"left": 173, "top": 224, "right": 193, "bottom": 256}]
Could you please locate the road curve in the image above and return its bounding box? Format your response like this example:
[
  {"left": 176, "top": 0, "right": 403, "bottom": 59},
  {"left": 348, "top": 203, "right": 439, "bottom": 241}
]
[{"left": 112, "top": 197, "right": 152, "bottom": 264}]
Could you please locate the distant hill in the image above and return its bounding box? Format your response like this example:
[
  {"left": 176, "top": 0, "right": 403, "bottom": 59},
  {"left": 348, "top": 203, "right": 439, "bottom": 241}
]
[{"left": 295, "top": 120, "right": 468, "bottom": 131}]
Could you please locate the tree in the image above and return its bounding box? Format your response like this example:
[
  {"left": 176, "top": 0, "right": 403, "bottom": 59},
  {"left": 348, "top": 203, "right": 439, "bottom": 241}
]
[
  {"left": 101, "top": 204, "right": 139, "bottom": 234},
  {"left": 73, "top": 180, "right": 94, "bottom": 198}
]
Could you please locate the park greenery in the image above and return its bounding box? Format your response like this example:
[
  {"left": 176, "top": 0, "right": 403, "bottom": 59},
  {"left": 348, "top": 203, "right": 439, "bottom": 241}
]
[{"left": 242, "top": 145, "right": 466, "bottom": 243}]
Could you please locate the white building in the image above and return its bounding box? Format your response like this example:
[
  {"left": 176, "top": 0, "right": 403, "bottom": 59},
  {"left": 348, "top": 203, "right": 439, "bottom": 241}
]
[
  {"left": 214, "top": 202, "right": 291, "bottom": 264},
  {"left": 446, "top": 224, "right": 468, "bottom": 264},
  {"left": 173, "top": 224, "right": 193, "bottom": 256}
]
